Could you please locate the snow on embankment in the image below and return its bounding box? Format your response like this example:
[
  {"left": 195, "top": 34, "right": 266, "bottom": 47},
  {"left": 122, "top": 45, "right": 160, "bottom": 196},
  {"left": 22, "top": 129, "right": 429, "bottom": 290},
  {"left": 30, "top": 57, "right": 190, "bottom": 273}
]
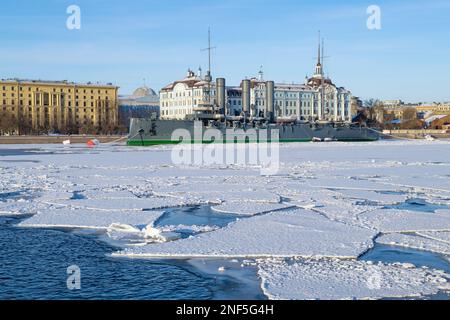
[
  {"left": 257, "top": 258, "right": 450, "bottom": 300},
  {"left": 114, "top": 209, "right": 377, "bottom": 259}
]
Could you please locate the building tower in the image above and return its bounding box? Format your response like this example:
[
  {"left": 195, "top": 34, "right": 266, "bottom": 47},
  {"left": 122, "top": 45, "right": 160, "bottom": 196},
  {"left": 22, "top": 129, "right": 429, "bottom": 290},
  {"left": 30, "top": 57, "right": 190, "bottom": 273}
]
[{"left": 315, "top": 33, "right": 323, "bottom": 77}]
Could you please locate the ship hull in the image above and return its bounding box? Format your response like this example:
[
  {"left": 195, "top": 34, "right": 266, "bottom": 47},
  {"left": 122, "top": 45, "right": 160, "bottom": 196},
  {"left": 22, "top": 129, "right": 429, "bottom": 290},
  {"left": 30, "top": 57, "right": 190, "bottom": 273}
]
[{"left": 127, "top": 119, "right": 380, "bottom": 146}]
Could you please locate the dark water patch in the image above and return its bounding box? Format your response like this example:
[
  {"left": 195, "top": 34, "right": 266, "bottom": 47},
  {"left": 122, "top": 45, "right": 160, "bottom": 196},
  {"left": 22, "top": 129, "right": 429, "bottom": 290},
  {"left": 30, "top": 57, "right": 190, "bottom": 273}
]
[
  {"left": 0, "top": 216, "right": 259, "bottom": 300},
  {"left": 0, "top": 149, "right": 54, "bottom": 157},
  {"left": 385, "top": 198, "right": 450, "bottom": 213},
  {"left": 0, "top": 189, "right": 36, "bottom": 202},
  {"left": 155, "top": 205, "right": 239, "bottom": 229},
  {"left": 0, "top": 160, "right": 41, "bottom": 163},
  {"left": 71, "top": 191, "right": 86, "bottom": 200},
  {"left": 360, "top": 244, "right": 450, "bottom": 300},
  {"left": 377, "top": 191, "right": 408, "bottom": 196},
  {"left": 360, "top": 244, "right": 450, "bottom": 274},
  {"left": 0, "top": 191, "right": 23, "bottom": 200}
]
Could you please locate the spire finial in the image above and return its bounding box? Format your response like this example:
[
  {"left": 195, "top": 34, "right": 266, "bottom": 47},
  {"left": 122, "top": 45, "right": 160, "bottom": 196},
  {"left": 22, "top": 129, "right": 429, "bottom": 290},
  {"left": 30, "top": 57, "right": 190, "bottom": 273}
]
[
  {"left": 258, "top": 65, "right": 264, "bottom": 80},
  {"left": 317, "top": 30, "right": 321, "bottom": 66}
]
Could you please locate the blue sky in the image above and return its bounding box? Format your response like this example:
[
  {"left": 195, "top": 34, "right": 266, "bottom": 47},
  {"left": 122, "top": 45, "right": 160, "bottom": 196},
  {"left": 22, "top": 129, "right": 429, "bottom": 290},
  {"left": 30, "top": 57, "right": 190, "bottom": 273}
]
[{"left": 0, "top": 0, "right": 449, "bottom": 102}]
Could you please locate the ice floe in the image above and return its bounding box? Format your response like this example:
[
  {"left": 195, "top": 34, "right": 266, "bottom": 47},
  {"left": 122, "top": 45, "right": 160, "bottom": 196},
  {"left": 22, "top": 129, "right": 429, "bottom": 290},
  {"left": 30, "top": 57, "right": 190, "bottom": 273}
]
[
  {"left": 377, "top": 233, "right": 450, "bottom": 255},
  {"left": 40, "top": 197, "right": 201, "bottom": 211},
  {"left": 115, "top": 209, "right": 377, "bottom": 259},
  {"left": 257, "top": 258, "right": 449, "bottom": 300},
  {"left": 19, "top": 209, "right": 164, "bottom": 230},
  {"left": 211, "top": 202, "right": 295, "bottom": 216},
  {"left": 360, "top": 209, "right": 450, "bottom": 233},
  {"left": 332, "top": 189, "right": 408, "bottom": 205},
  {"left": 418, "top": 231, "right": 450, "bottom": 244}
]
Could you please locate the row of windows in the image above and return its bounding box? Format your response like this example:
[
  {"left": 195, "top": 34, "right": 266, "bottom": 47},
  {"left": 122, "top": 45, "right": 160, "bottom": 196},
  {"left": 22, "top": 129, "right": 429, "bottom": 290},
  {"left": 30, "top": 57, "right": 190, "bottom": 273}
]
[
  {"left": 2, "top": 99, "right": 111, "bottom": 107},
  {"left": 0, "top": 85, "right": 113, "bottom": 95},
  {"left": 161, "top": 109, "right": 192, "bottom": 116},
  {"left": 161, "top": 90, "right": 216, "bottom": 100}
]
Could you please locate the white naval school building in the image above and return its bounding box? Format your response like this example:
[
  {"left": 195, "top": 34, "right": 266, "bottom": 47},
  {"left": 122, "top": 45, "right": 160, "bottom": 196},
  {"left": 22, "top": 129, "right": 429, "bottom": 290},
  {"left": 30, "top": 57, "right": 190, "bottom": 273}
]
[{"left": 160, "top": 51, "right": 354, "bottom": 122}]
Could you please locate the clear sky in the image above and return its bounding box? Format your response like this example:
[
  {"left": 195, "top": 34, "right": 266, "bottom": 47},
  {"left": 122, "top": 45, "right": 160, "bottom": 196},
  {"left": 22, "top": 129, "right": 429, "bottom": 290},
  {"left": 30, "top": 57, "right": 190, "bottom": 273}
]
[{"left": 0, "top": 0, "right": 449, "bottom": 102}]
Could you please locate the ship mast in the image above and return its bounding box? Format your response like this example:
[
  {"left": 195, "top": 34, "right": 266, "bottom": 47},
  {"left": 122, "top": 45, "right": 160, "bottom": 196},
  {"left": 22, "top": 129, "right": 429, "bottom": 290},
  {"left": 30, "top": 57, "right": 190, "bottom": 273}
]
[
  {"left": 202, "top": 27, "right": 216, "bottom": 106},
  {"left": 321, "top": 35, "right": 324, "bottom": 120}
]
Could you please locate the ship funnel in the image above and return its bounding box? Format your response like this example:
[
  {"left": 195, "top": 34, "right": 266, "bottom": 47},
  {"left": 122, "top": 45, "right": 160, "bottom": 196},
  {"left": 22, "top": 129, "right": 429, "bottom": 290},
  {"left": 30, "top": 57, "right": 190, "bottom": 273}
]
[
  {"left": 266, "top": 81, "right": 275, "bottom": 122},
  {"left": 242, "top": 79, "right": 251, "bottom": 116},
  {"left": 216, "top": 78, "right": 226, "bottom": 115}
]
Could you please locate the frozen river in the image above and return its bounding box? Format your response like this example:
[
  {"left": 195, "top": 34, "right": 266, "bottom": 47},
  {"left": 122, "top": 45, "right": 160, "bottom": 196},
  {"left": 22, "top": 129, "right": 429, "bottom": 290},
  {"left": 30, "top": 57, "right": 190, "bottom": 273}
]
[{"left": 1, "top": 141, "right": 450, "bottom": 299}]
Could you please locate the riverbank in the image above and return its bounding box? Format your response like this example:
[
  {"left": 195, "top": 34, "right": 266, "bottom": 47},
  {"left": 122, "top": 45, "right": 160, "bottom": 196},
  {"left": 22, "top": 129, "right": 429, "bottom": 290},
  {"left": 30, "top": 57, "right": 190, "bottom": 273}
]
[
  {"left": 383, "top": 129, "right": 450, "bottom": 140},
  {"left": 0, "top": 135, "right": 127, "bottom": 145}
]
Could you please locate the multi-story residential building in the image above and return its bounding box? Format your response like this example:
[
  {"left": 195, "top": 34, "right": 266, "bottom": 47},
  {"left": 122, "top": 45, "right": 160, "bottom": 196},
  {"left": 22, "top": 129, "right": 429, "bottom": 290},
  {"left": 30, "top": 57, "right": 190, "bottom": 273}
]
[
  {"left": 0, "top": 79, "right": 119, "bottom": 135},
  {"left": 159, "top": 44, "right": 354, "bottom": 122},
  {"left": 415, "top": 104, "right": 450, "bottom": 115}
]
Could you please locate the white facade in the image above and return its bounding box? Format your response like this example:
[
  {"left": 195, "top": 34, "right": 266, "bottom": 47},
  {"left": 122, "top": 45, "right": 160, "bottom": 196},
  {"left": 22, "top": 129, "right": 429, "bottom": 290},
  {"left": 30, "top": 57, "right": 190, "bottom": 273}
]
[{"left": 160, "top": 62, "right": 354, "bottom": 122}]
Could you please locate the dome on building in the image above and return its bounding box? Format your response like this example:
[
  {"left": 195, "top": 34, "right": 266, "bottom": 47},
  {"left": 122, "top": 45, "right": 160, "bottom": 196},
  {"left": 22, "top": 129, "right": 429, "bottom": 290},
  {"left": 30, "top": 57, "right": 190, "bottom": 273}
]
[{"left": 132, "top": 86, "right": 157, "bottom": 98}]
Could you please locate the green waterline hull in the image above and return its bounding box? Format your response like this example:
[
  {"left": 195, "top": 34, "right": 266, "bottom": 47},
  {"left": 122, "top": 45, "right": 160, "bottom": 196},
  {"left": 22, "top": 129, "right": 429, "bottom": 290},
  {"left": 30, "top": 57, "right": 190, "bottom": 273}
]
[{"left": 127, "top": 138, "right": 378, "bottom": 146}]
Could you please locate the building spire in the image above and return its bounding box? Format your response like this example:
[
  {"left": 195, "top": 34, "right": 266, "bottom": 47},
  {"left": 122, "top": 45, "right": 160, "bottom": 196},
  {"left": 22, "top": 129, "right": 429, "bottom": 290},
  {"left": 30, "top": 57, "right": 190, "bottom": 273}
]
[
  {"left": 258, "top": 65, "right": 264, "bottom": 81},
  {"left": 315, "top": 31, "right": 324, "bottom": 77},
  {"left": 317, "top": 31, "right": 321, "bottom": 66}
]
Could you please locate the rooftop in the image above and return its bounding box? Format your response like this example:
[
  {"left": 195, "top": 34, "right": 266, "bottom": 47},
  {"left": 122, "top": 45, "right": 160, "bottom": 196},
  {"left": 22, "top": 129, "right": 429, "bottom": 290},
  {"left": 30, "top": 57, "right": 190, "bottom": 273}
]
[{"left": 0, "top": 78, "right": 118, "bottom": 88}]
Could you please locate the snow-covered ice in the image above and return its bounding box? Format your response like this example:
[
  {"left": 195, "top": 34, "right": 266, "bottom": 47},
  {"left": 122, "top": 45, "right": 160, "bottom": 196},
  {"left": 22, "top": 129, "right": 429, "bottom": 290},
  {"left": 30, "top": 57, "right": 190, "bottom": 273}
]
[
  {"left": 2, "top": 140, "right": 450, "bottom": 299},
  {"left": 115, "top": 209, "right": 377, "bottom": 259},
  {"left": 40, "top": 197, "right": 201, "bottom": 211},
  {"left": 211, "top": 202, "right": 295, "bottom": 216},
  {"left": 360, "top": 209, "right": 450, "bottom": 233},
  {"left": 376, "top": 233, "right": 450, "bottom": 255},
  {"left": 19, "top": 208, "right": 164, "bottom": 230},
  {"left": 257, "top": 258, "right": 449, "bottom": 300},
  {"left": 418, "top": 231, "right": 450, "bottom": 244}
]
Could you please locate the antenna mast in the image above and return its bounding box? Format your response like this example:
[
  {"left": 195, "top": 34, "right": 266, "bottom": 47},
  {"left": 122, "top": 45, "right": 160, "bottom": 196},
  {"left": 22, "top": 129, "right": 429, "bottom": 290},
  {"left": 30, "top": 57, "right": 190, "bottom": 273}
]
[{"left": 202, "top": 27, "right": 216, "bottom": 105}]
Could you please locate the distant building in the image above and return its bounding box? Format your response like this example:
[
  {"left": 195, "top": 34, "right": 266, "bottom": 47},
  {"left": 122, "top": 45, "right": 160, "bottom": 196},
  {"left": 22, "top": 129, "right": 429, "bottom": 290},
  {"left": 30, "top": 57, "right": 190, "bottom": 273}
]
[
  {"left": 382, "top": 100, "right": 404, "bottom": 107},
  {"left": 0, "top": 79, "right": 119, "bottom": 135},
  {"left": 160, "top": 41, "right": 354, "bottom": 122},
  {"left": 119, "top": 86, "right": 160, "bottom": 129},
  {"left": 415, "top": 104, "right": 450, "bottom": 115}
]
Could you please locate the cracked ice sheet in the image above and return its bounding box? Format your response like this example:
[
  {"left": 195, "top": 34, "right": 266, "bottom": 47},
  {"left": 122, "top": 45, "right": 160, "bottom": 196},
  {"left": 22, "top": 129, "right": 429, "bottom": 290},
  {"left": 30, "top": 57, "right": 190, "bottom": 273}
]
[
  {"left": 360, "top": 209, "right": 450, "bottom": 233},
  {"left": 257, "top": 258, "right": 449, "bottom": 300},
  {"left": 332, "top": 189, "right": 408, "bottom": 205},
  {"left": 115, "top": 209, "right": 377, "bottom": 259},
  {"left": 376, "top": 233, "right": 450, "bottom": 255},
  {"left": 152, "top": 180, "right": 281, "bottom": 204},
  {"left": 37, "top": 189, "right": 138, "bottom": 201},
  {"left": 211, "top": 202, "right": 295, "bottom": 216},
  {"left": 19, "top": 209, "right": 164, "bottom": 230},
  {"left": 417, "top": 231, "right": 450, "bottom": 244},
  {"left": 0, "top": 200, "right": 50, "bottom": 216},
  {"left": 306, "top": 177, "right": 395, "bottom": 192},
  {"left": 40, "top": 197, "right": 202, "bottom": 211}
]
